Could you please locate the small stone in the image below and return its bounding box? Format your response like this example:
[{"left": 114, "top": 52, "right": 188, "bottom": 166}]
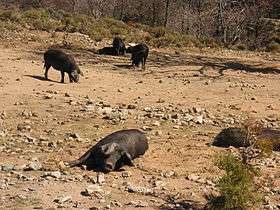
[
  {"left": 126, "top": 184, "right": 153, "bottom": 195},
  {"left": 69, "top": 133, "right": 80, "bottom": 139},
  {"left": 193, "top": 107, "right": 202, "bottom": 113},
  {"left": 153, "top": 180, "right": 165, "bottom": 188},
  {"left": 194, "top": 115, "right": 203, "bottom": 124},
  {"left": 44, "top": 94, "right": 53, "bottom": 99},
  {"left": 54, "top": 196, "right": 72, "bottom": 204},
  {"left": 64, "top": 93, "right": 71, "bottom": 97},
  {"left": 157, "top": 98, "right": 165, "bottom": 103},
  {"left": 263, "top": 187, "right": 271, "bottom": 193},
  {"left": 187, "top": 174, "right": 200, "bottom": 182},
  {"left": 44, "top": 171, "right": 61, "bottom": 179},
  {"left": 122, "top": 171, "right": 132, "bottom": 178},
  {"left": 128, "top": 200, "right": 149, "bottom": 207},
  {"left": 25, "top": 162, "right": 42, "bottom": 171},
  {"left": 162, "top": 171, "right": 175, "bottom": 178},
  {"left": 264, "top": 196, "right": 270, "bottom": 205},
  {"left": 184, "top": 114, "right": 194, "bottom": 122},
  {"left": 152, "top": 121, "right": 160, "bottom": 126},
  {"left": 84, "top": 184, "right": 103, "bottom": 196},
  {"left": 142, "top": 126, "right": 152, "bottom": 131},
  {"left": 58, "top": 161, "right": 66, "bottom": 170},
  {"left": 1, "top": 164, "right": 15, "bottom": 172}
]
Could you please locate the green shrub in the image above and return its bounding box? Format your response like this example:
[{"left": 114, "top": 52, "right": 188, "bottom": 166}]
[{"left": 207, "top": 154, "right": 260, "bottom": 210}]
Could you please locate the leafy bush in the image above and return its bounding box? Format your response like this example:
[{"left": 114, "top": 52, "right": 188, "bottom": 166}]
[
  {"left": 207, "top": 154, "right": 260, "bottom": 210},
  {"left": 0, "top": 8, "right": 233, "bottom": 49}
]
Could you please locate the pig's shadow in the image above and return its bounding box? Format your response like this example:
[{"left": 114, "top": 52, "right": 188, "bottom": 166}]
[
  {"left": 24, "top": 75, "right": 61, "bottom": 83},
  {"left": 114, "top": 64, "right": 133, "bottom": 69}
]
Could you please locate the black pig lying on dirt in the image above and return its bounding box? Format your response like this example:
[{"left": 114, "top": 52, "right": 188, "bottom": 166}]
[
  {"left": 126, "top": 43, "right": 149, "bottom": 70},
  {"left": 112, "top": 37, "right": 126, "bottom": 56},
  {"left": 44, "top": 49, "right": 83, "bottom": 83},
  {"left": 67, "top": 129, "right": 149, "bottom": 172},
  {"left": 211, "top": 127, "right": 280, "bottom": 151},
  {"left": 97, "top": 47, "right": 118, "bottom": 55}
]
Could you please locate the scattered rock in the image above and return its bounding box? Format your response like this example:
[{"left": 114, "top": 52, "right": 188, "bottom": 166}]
[
  {"left": 84, "top": 184, "right": 103, "bottom": 196},
  {"left": 194, "top": 115, "right": 203, "bottom": 124},
  {"left": 25, "top": 162, "right": 42, "bottom": 171},
  {"left": 54, "top": 196, "right": 72, "bottom": 204},
  {"left": 127, "top": 200, "right": 149, "bottom": 207},
  {"left": 122, "top": 171, "right": 132, "bottom": 178},
  {"left": 187, "top": 174, "right": 200, "bottom": 182},
  {"left": 126, "top": 184, "right": 153, "bottom": 195},
  {"left": 43, "top": 171, "right": 61, "bottom": 179},
  {"left": 1, "top": 164, "right": 15, "bottom": 172}
]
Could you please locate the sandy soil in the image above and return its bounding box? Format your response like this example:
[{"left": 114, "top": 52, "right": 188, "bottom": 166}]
[{"left": 0, "top": 38, "right": 279, "bottom": 210}]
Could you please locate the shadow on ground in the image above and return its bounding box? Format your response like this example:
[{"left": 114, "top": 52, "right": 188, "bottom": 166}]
[
  {"left": 23, "top": 47, "right": 280, "bottom": 80},
  {"left": 24, "top": 75, "right": 61, "bottom": 83}
]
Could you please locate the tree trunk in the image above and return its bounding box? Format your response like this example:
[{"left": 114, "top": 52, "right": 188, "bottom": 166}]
[
  {"left": 152, "top": 2, "right": 156, "bottom": 27},
  {"left": 164, "top": 0, "right": 170, "bottom": 27}
]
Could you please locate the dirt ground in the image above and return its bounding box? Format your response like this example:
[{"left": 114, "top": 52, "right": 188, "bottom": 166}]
[{"left": 0, "top": 35, "right": 280, "bottom": 210}]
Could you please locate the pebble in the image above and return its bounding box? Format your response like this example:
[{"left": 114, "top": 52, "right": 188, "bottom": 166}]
[
  {"left": 1, "top": 164, "right": 15, "bottom": 172},
  {"left": 54, "top": 196, "right": 72, "bottom": 204},
  {"left": 84, "top": 184, "right": 103, "bottom": 196},
  {"left": 194, "top": 115, "right": 203, "bottom": 124},
  {"left": 43, "top": 171, "right": 61, "bottom": 179},
  {"left": 122, "top": 171, "right": 132, "bottom": 178},
  {"left": 25, "top": 163, "right": 42, "bottom": 171},
  {"left": 184, "top": 114, "right": 194, "bottom": 122},
  {"left": 187, "top": 174, "right": 200, "bottom": 182},
  {"left": 126, "top": 184, "right": 153, "bottom": 195},
  {"left": 162, "top": 171, "right": 175, "bottom": 178},
  {"left": 152, "top": 121, "right": 160, "bottom": 126}
]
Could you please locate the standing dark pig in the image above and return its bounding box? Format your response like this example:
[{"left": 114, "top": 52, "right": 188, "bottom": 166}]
[
  {"left": 44, "top": 49, "right": 83, "bottom": 83},
  {"left": 112, "top": 37, "right": 126, "bottom": 56},
  {"left": 67, "top": 129, "right": 149, "bottom": 172},
  {"left": 126, "top": 43, "right": 149, "bottom": 70}
]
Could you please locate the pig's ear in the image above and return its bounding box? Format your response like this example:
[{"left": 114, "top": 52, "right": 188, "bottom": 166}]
[
  {"left": 121, "top": 151, "right": 134, "bottom": 166},
  {"left": 101, "top": 143, "right": 119, "bottom": 155}
]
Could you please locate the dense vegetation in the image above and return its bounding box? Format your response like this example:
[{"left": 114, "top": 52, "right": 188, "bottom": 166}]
[{"left": 0, "top": 1, "right": 279, "bottom": 51}]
